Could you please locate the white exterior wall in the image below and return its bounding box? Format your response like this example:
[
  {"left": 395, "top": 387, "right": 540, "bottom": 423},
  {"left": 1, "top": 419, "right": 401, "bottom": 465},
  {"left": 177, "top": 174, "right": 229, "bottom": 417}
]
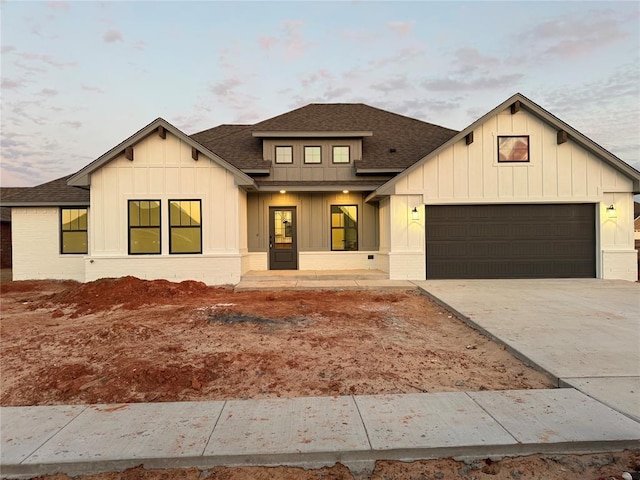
[
  {"left": 388, "top": 107, "right": 637, "bottom": 281},
  {"left": 11, "top": 207, "right": 85, "bottom": 281},
  {"left": 298, "top": 251, "right": 381, "bottom": 270},
  {"left": 86, "top": 131, "right": 244, "bottom": 285}
]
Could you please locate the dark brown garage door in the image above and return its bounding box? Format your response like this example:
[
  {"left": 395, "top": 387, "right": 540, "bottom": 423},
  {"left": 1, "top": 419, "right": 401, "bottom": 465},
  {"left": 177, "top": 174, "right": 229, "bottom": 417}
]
[{"left": 425, "top": 204, "right": 595, "bottom": 279}]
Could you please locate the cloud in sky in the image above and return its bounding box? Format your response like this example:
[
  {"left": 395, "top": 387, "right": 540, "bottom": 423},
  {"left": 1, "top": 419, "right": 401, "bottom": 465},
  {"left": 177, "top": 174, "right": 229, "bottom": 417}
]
[
  {"left": 0, "top": 1, "right": 638, "bottom": 186},
  {"left": 387, "top": 21, "right": 414, "bottom": 36},
  {"left": 514, "top": 10, "right": 631, "bottom": 60},
  {"left": 103, "top": 29, "right": 123, "bottom": 43}
]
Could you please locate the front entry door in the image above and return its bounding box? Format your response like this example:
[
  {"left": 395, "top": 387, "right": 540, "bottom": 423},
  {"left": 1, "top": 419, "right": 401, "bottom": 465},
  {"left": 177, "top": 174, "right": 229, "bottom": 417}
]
[{"left": 269, "top": 207, "right": 298, "bottom": 270}]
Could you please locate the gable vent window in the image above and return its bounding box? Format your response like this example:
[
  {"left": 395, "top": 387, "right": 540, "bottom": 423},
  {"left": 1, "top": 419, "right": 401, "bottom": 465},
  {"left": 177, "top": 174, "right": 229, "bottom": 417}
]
[
  {"left": 275, "top": 146, "right": 293, "bottom": 164},
  {"left": 304, "top": 146, "right": 322, "bottom": 164},
  {"left": 498, "top": 136, "right": 529, "bottom": 162},
  {"left": 169, "top": 200, "right": 202, "bottom": 254},
  {"left": 128, "top": 200, "right": 161, "bottom": 254},
  {"left": 60, "top": 208, "right": 88, "bottom": 254}
]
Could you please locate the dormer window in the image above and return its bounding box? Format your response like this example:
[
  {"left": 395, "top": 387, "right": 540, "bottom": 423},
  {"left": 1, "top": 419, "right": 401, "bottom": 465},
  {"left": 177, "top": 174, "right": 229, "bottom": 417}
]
[
  {"left": 275, "top": 146, "right": 293, "bottom": 164},
  {"left": 304, "top": 146, "right": 322, "bottom": 164},
  {"left": 332, "top": 146, "right": 350, "bottom": 164}
]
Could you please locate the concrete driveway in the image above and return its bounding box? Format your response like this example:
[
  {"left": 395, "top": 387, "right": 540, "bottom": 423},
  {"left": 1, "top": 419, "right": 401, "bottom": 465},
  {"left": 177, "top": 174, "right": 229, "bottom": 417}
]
[{"left": 414, "top": 279, "right": 640, "bottom": 421}]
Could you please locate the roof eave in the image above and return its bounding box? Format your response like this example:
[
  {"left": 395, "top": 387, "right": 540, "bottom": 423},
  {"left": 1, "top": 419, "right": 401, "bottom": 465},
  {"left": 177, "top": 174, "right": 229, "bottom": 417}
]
[
  {"left": 68, "top": 118, "right": 257, "bottom": 189},
  {"left": 371, "top": 93, "right": 640, "bottom": 198},
  {"left": 252, "top": 131, "right": 373, "bottom": 138},
  {"left": 0, "top": 201, "right": 90, "bottom": 207}
]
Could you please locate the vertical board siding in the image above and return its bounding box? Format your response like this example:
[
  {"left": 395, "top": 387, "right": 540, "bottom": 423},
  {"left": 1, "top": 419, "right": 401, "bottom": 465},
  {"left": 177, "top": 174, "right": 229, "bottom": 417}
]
[
  {"left": 91, "top": 131, "right": 240, "bottom": 256},
  {"left": 396, "top": 107, "right": 633, "bottom": 202},
  {"left": 245, "top": 192, "right": 379, "bottom": 253}
]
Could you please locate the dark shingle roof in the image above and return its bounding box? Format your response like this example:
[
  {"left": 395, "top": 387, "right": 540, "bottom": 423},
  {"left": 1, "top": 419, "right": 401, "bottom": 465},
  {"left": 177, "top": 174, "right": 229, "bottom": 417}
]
[
  {"left": 0, "top": 175, "right": 89, "bottom": 206},
  {"left": 191, "top": 103, "right": 458, "bottom": 171}
]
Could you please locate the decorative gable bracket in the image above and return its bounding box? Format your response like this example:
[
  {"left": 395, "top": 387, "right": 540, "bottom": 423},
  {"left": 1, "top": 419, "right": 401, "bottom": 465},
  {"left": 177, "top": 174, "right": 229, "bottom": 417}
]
[
  {"left": 465, "top": 131, "right": 474, "bottom": 145},
  {"left": 510, "top": 101, "right": 521, "bottom": 114},
  {"left": 191, "top": 147, "right": 199, "bottom": 161},
  {"left": 124, "top": 146, "right": 134, "bottom": 161},
  {"left": 157, "top": 125, "right": 166, "bottom": 139},
  {"left": 557, "top": 129, "right": 568, "bottom": 145}
]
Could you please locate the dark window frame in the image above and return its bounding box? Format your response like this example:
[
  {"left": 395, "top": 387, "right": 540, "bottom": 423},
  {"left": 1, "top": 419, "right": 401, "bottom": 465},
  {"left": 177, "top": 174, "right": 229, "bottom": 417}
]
[
  {"left": 60, "top": 207, "right": 88, "bottom": 254},
  {"left": 169, "top": 199, "right": 203, "bottom": 254},
  {"left": 332, "top": 145, "right": 350, "bottom": 164},
  {"left": 330, "top": 204, "right": 358, "bottom": 251},
  {"left": 303, "top": 146, "right": 322, "bottom": 164},
  {"left": 128, "top": 200, "right": 161, "bottom": 255},
  {"left": 497, "top": 135, "right": 530, "bottom": 163},
  {"left": 275, "top": 145, "right": 293, "bottom": 164}
]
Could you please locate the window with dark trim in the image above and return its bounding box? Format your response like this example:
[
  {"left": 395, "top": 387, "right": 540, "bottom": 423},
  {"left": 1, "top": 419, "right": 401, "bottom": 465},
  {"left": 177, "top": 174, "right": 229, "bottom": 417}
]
[
  {"left": 498, "top": 136, "right": 529, "bottom": 162},
  {"left": 331, "top": 205, "right": 357, "bottom": 251},
  {"left": 60, "top": 208, "right": 88, "bottom": 254},
  {"left": 275, "top": 146, "right": 293, "bottom": 164},
  {"left": 169, "top": 200, "right": 202, "bottom": 254},
  {"left": 332, "top": 146, "right": 350, "bottom": 164},
  {"left": 304, "top": 146, "right": 321, "bottom": 164},
  {"left": 128, "top": 200, "right": 161, "bottom": 254}
]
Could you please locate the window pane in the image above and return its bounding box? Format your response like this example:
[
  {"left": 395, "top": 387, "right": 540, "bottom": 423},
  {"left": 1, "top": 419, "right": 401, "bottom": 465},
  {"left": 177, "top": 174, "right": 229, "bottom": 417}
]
[
  {"left": 170, "top": 201, "right": 182, "bottom": 226},
  {"left": 275, "top": 146, "right": 293, "bottom": 164},
  {"left": 130, "top": 228, "right": 160, "bottom": 254},
  {"left": 77, "top": 210, "right": 87, "bottom": 230},
  {"left": 171, "top": 227, "right": 201, "bottom": 253},
  {"left": 333, "top": 146, "right": 349, "bottom": 163},
  {"left": 129, "top": 201, "right": 140, "bottom": 226},
  {"left": 62, "top": 231, "right": 88, "bottom": 254},
  {"left": 149, "top": 201, "right": 161, "bottom": 226},
  {"left": 304, "top": 146, "right": 321, "bottom": 164}
]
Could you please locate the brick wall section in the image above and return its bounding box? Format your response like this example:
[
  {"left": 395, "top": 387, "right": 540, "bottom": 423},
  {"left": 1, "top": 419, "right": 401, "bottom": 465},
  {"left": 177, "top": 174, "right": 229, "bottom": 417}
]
[{"left": 0, "top": 222, "right": 11, "bottom": 268}]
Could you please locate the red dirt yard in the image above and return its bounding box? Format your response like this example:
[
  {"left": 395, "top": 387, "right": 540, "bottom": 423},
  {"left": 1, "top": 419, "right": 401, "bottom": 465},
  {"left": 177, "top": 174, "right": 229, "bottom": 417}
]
[
  {"left": 2, "top": 277, "right": 637, "bottom": 480},
  {"left": 1, "top": 276, "right": 551, "bottom": 405}
]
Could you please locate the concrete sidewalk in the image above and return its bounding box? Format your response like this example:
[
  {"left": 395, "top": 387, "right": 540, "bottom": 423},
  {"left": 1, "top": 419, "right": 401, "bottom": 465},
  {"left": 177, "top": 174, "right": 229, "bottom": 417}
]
[
  {"left": 415, "top": 279, "right": 640, "bottom": 422},
  {"left": 2, "top": 389, "right": 639, "bottom": 479}
]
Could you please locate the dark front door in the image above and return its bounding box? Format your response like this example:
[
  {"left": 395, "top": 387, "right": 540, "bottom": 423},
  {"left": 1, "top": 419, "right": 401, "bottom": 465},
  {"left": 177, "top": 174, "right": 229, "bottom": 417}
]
[{"left": 269, "top": 207, "right": 298, "bottom": 270}]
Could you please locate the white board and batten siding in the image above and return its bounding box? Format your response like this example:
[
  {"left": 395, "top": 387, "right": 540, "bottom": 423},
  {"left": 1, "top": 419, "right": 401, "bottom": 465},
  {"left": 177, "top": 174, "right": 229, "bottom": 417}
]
[
  {"left": 390, "top": 107, "right": 637, "bottom": 281},
  {"left": 11, "top": 207, "right": 85, "bottom": 281},
  {"left": 86, "top": 132, "right": 245, "bottom": 285}
]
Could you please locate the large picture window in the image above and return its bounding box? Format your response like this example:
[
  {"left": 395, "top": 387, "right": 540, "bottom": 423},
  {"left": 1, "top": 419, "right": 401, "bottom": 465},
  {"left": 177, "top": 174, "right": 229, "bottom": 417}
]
[
  {"left": 331, "top": 205, "right": 357, "bottom": 251},
  {"left": 169, "top": 200, "right": 202, "bottom": 254},
  {"left": 128, "top": 200, "right": 161, "bottom": 254},
  {"left": 498, "top": 136, "right": 529, "bottom": 162},
  {"left": 60, "top": 208, "right": 88, "bottom": 254},
  {"left": 275, "top": 146, "right": 293, "bottom": 164}
]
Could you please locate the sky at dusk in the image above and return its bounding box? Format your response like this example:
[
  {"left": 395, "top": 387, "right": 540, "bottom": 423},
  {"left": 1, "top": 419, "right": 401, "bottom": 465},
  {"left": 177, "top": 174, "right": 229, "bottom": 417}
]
[{"left": 1, "top": 1, "right": 639, "bottom": 187}]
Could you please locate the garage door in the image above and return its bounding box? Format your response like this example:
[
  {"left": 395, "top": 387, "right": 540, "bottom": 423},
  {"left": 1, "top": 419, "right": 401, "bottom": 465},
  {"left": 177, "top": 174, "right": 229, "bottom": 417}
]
[{"left": 425, "top": 204, "right": 595, "bottom": 279}]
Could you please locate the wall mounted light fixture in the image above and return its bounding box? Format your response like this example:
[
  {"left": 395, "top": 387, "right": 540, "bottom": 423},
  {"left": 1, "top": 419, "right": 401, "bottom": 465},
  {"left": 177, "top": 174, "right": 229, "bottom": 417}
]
[
  {"left": 411, "top": 207, "right": 420, "bottom": 220},
  {"left": 606, "top": 204, "right": 617, "bottom": 218}
]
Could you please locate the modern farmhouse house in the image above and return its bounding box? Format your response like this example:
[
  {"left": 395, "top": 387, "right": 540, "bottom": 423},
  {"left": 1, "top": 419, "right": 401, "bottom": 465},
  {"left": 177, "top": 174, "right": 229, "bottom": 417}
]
[{"left": 2, "top": 93, "right": 639, "bottom": 283}]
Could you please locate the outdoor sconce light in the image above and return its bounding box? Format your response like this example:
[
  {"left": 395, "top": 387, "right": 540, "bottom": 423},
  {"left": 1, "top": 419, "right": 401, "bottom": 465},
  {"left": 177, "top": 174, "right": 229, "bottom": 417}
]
[
  {"left": 606, "top": 204, "right": 617, "bottom": 218},
  {"left": 411, "top": 207, "right": 420, "bottom": 220}
]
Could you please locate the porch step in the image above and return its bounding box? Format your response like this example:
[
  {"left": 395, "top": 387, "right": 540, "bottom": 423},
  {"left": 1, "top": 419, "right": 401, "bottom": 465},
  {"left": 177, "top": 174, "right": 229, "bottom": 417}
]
[{"left": 241, "top": 269, "right": 388, "bottom": 282}]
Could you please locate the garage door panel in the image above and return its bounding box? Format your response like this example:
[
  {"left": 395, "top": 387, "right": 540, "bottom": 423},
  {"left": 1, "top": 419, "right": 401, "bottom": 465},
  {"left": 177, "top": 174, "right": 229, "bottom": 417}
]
[{"left": 426, "top": 204, "right": 595, "bottom": 279}]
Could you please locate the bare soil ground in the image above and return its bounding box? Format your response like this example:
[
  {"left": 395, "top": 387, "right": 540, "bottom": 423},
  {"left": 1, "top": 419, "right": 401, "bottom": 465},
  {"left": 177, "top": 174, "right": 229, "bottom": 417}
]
[
  {"left": 0, "top": 277, "right": 552, "bottom": 405},
  {"left": 30, "top": 451, "right": 640, "bottom": 480},
  {"left": 2, "top": 277, "right": 637, "bottom": 479}
]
